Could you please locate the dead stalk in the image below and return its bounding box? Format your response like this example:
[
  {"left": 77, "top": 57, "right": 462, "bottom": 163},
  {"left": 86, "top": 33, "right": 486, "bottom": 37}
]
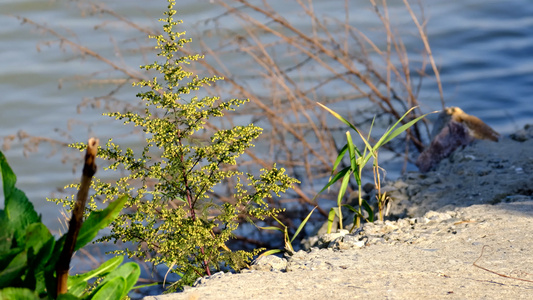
[{"left": 56, "top": 138, "right": 99, "bottom": 295}]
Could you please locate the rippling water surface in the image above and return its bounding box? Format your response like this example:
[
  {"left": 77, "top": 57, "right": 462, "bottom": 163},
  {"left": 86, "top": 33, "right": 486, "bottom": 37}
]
[{"left": 1, "top": 0, "right": 532, "bottom": 251}]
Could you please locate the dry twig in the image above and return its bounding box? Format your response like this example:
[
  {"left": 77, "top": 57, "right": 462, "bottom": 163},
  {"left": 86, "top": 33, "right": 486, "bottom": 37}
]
[{"left": 473, "top": 245, "right": 533, "bottom": 283}]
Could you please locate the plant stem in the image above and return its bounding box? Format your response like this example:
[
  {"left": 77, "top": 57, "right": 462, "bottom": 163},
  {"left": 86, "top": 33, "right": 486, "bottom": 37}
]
[
  {"left": 175, "top": 132, "right": 211, "bottom": 277},
  {"left": 56, "top": 138, "right": 99, "bottom": 295},
  {"left": 356, "top": 164, "right": 364, "bottom": 228}
]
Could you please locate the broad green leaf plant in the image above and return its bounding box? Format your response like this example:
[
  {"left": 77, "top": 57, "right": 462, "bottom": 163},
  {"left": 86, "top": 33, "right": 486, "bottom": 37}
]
[
  {"left": 316, "top": 103, "right": 433, "bottom": 231},
  {"left": 51, "top": 0, "right": 297, "bottom": 290},
  {"left": 0, "top": 150, "right": 139, "bottom": 300}
]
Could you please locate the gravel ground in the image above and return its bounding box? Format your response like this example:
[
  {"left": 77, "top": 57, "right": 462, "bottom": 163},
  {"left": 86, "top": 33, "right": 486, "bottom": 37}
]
[{"left": 143, "top": 125, "right": 533, "bottom": 300}]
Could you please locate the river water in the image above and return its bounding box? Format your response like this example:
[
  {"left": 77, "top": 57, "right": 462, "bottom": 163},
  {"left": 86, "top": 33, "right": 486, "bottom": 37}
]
[{"left": 1, "top": 0, "right": 532, "bottom": 272}]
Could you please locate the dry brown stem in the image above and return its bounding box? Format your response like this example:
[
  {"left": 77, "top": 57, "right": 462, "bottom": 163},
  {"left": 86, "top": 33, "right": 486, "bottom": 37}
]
[{"left": 56, "top": 138, "right": 99, "bottom": 295}]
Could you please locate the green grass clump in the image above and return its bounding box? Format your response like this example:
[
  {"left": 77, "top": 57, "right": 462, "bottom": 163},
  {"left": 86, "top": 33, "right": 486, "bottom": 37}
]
[{"left": 316, "top": 104, "right": 433, "bottom": 231}]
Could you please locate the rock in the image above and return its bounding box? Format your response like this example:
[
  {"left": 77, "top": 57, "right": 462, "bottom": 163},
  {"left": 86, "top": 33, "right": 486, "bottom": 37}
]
[
  {"left": 510, "top": 124, "right": 533, "bottom": 141},
  {"left": 251, "top": 255, "right": 287, "bottom": 272},
  {"left": 192, "top": 271, "right": 225, "bottom": 287},
  {"left": 317, "top": 229, "right": 349, "bottom": 248},
  {"left": 335, "top": 234, "right": 366, "bottom": 250}
]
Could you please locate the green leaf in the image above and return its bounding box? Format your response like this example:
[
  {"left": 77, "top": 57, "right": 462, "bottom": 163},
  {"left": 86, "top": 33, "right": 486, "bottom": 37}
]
[
  {"left": 352, "top": 164, "right": 361, "bottom": 186},
  {"left": 0, "top": 150, "right": 40, "bottom": 239},
  {"left": 91, "top": 276, "right": 126, "bottom": 300},
  {"left": 314, "top": 166, "right": 350, "bottom": 200},
  {"left": 0, "top": 211, "right": 13, "bottom": 254},
  {"left": 352, "top": 125, "right": 376, "bottom": 167},
  {"left": 342, "top": 204, "right": 358, "bottom": 213},
  {"left": 67, "top": 256, "right": 124, "bottom": 289},
  {"left": 85, "top": 261, "right": 139, "bottom": 300},
  {"left": 290, "top": 207, "right": 316, "bottom": 243},
  {"left": 343, "top": 201, "right": 374, "bottom": 224},
  {"left": 361, "top": 200, "right": 375, "bottom": 223},
  {"left": 0, "top": 151, "right": 16, "bottom": 200},
  {"left": 331, "top": 144, "right": 348, "bottom": 175},
  {"left": 0, "top": 248, "right": 22, "bottom": 272},
  {"left": 332, "top": 206, "right": 341, "bottom": 219},
  {"left": 361, "top": 116, "right": 376, "bottom": 164},
  {"left": 326, "top": 208, "right": 336, "bottom": 234},
  {"left": 257, "top": 249, "right": 282, "bottom": 259},
  {"left": 330, "top": 204, "right": 345, "bottom": 233},
  {"left": 380, "top": 114, "right": 428, "bottom": 147},
  {"left": 337, "top": 170, "right": 351, "bottom": 207},
  {"left": 24, "top": 223, "right": 54, "bottom": 255},
  {"left": 345, "top": 132, "right": 357, "bottom": 171},
  {"left": 24, "top": 236, "right": 55, "bottom": 295},
  {"left": 130, "top": 281, "right": 159, "bottom": 290},
  {"left": 375, "top": 107, "right": 435, "bottom": 149},
  {"left": 75, "top": 195, "right": 128, "bottom": 251},
  {"left": 317, "top": 102, "right": 359, "bottom": 134},
  {"left": 0, "top": 287, "right": 39, "bottom": 300},
  {"left": 108, "top": 262, "right": 140, "bottom": 296},
  {"left": 66, "top": 280, "right": 87, "bottom": 298},
  {"left": 0, "top": 250, "right": 27, "bottom": 288},
  {"left": 257, "top": 226, "right": 284, "bottom": 233},
  {"left": 96, "top": 262, "right": 140, "bottom": 298}
]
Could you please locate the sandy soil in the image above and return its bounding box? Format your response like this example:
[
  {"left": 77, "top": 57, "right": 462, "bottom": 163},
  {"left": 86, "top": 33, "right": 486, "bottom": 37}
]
[{"left": 143, "top": 125, "right": 533, "bottom": 300}]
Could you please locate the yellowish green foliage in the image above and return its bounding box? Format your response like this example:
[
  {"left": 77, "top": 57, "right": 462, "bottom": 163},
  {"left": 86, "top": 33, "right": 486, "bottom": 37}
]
[{"left": 51, "top": 0, "right": 297, "bottom": 290}]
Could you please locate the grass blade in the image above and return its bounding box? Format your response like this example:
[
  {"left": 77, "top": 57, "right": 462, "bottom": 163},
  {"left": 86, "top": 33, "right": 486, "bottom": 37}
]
[
  {"left": 361, "top": 200, "right": 375, "bottom": 222},
  {"left": 345, "top": 132, "right": 357, "bottom": 171},
  {"left": 332, "top": 144, "right": 348, "bottom": 174},
  {"left": 379, "top": 112, "right": 433, "bottom": 147},
  {"left": 317, "top": 102, "right": 359, "bottom": 133},
  {"left": 290, "top": 207, "right": 317, "bottom": 243},
  {"left": 313, "top": 166, "right": 350, "bottom": 200},
  {"left": 338, "top": 170, "right": 351, "bottom": 207},
  {"left": 257, "top": 249, "right": 282, "bottom": 259},
  {"left": 257, "top": 226, "right": 284, "bottom": 233},
  {"left": 327, "top": 208, "right": 336, "bottom": 234},
  {"left": 375, "top": 107, "right": 436, "bottom": 149}
]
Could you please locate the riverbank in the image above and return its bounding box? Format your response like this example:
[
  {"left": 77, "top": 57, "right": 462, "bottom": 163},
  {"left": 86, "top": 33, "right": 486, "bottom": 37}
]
[{"left": 143, "top": 124, "right": 533, "bottom": 300}]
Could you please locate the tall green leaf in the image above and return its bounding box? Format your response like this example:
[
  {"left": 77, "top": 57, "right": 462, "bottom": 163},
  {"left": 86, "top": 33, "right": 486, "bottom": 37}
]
[
  {"left": 374, "top": 107, "right": 435, "bottom": 149},
  {"left": 91, "top": 276, "right": 126, "bottom": 300},
  {"left": 314, "top": 166, "right": 350, "bottom": 199},
  {"left": 24, "top": 223, "right": 54, "bottom": 255},
  {"left": 338, "top": 170, "right": 351, "bottom": 207},
  {"left": 0, "top": 151, "right": 16, "bottom": 199},
  {"left": 74, "top": 195, "right": 128, "bottom": 251},
  {"left": 345, "top": 132, "right": 357, "bottom": 171},
  {"left": 326, "top": 208, "right": 336, "bottom": 234},
  {"left": 0, "top": 250, "right": 27, "bottom": 287},
  {"left": 0, "top": 211, "right": 12, "bottom": 253},
  {"left": 290, "top": 207, "right": 317, "bottom": 243},
  {"left": 0, "top": 287, "right": 39, "bottom": 300},
  {"left": 24, "top": 225, "right": 55, "bottom": 295},
  {"left": 0, "top": 151, "right": 40, "bottom": 238},
  {"left": 67, "top": 256, "right": 124, "bottom": 289},
  {"left": 103, "top": 262, "right": 140, "bottom": 297},
  {"left": 317, "top": 102, "right": 360, "bottom": 135},
  {"left": 331, "top": 144, "right": 349, "bottom": 175}
]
